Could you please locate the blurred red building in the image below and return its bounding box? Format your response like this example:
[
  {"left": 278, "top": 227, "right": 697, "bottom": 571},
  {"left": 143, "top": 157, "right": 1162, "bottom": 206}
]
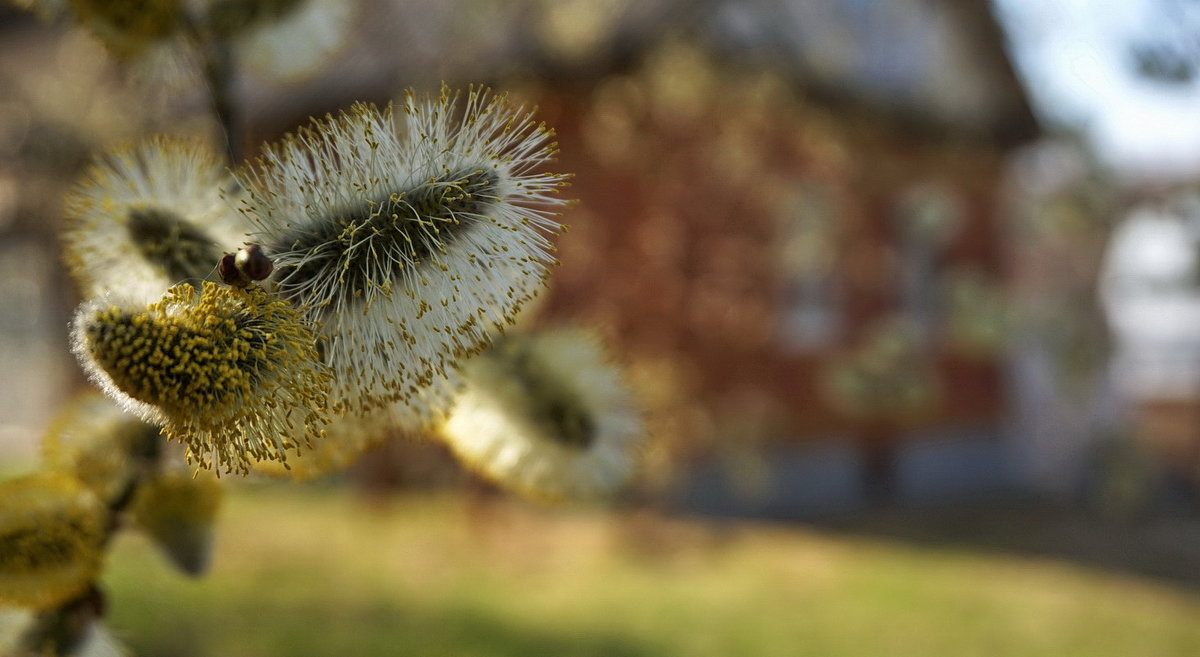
[{"left": 514, "top": 0, "right": 1041, "bottom": 502}]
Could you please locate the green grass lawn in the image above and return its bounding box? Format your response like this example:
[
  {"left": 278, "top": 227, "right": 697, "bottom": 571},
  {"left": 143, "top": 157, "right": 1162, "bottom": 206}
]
[{"left": 102, "top": 484, "right": 1200, "bottom": 657}]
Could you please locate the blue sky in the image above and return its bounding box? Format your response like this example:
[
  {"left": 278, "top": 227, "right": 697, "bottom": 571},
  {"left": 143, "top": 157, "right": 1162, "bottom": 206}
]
[{"left": 994, "top": 0, "right": 1200, "bottom": 179}]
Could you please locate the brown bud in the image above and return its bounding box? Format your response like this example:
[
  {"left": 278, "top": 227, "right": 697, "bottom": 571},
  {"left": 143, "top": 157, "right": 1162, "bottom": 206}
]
[
  {"left": 217, "top": 253, "right": 244, "bottom": 286},
  {"left": 235, "top": 244, "right": 274, "bottom": 281}
]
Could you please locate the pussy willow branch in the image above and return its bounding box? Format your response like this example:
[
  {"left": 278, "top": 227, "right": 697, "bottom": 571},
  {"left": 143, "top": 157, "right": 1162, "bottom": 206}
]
[
  {"left": 20, "top": 11, "right": 243, "bottom": 653},
  {"left": 16, "top": 429, "right": 162, "bottom": 654}
]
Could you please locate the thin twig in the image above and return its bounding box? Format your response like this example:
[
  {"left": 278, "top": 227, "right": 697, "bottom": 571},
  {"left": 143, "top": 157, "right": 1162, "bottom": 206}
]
[
  {"left": 184, "top": 11, "right": 242, "bottom": 165},
  {"left": 200, "top": 37, "right": 242, "bottom": 165}
]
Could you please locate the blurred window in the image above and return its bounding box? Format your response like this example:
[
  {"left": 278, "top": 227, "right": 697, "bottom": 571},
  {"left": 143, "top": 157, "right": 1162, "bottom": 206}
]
[
  {"left": 894, "top": 182, "right": 963, "bottom": 340},
  {"left": 775, "top": 183, "right": 843, "bottom": 351}
]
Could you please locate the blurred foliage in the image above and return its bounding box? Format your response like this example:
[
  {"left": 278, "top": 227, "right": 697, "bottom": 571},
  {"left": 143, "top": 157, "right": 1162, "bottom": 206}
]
[{"left": 822, "top": 317, "right": 941, "bottom": 423}]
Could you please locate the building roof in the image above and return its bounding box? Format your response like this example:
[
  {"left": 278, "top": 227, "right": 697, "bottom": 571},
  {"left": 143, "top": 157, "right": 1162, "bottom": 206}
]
[
  {"left": 513, "top": 0, "right": 1040, "bottom": 147},
  {"left": 697, "top": 0, "right": 1040, "bottom": 146},
  {"left": 242, "top": 0, "right": 1040, "bottom": 149}
]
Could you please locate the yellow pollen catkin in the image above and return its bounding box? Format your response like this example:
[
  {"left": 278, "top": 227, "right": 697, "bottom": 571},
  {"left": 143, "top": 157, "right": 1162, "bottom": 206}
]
[
  {"left": 41, "top": 391, "right": 159, "bottom": 505},
  {"left": 76, "top": 282, "right": 332, "bottom": 475},
  {"left": 0, "top": 472, "right": 107, "bottom": 610}
]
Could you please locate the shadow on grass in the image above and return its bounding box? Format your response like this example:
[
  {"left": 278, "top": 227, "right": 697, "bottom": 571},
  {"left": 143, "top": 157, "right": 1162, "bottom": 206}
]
[
  {"left": 115, "top": 595, "right": 651, "bottom": 657},
  {"left": 801, "top": 498, "right": 1200, "bottom": 592}
]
